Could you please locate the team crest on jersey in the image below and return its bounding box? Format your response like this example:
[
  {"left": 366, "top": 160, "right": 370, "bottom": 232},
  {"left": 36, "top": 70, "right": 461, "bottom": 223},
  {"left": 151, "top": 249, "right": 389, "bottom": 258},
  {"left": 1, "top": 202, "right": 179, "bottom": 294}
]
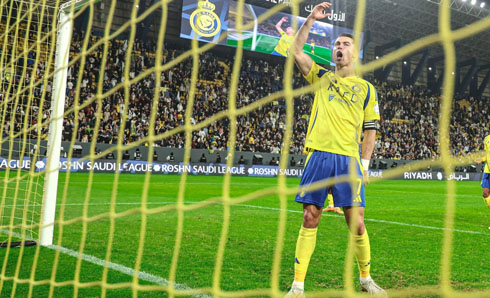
[
  {"left": 352, "top": 84, "right": 361, "bottom": 93},
  {"left": 190, "top": 0, "right": 221, "bottom": 37}
]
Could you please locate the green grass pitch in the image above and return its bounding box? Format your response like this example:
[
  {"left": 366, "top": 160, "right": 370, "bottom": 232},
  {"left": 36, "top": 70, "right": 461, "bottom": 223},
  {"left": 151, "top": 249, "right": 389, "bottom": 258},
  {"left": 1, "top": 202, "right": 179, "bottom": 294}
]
[
  {"left": 0, "top": 173, "right": 489, "bottom": 297},
  {"left": 226, "top": 33, "right": 332, "bottom": 65}
]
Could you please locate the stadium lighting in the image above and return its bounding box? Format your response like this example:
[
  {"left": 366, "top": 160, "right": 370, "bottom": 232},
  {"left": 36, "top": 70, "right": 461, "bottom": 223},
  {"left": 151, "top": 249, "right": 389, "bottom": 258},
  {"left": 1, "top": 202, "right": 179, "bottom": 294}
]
[
  {"left": 428, "top": 67, "right": 432, "bottom": 71},
  {"left": 376, "top": 56, "right": 379, "bottom": 59},
  {"left": 403, "top": 61, "right": 407, "bottom": 65},
  {"left": 462, "top": 0, "right": 467, "bottom": 2},
  {"left": 481, "top": 2, "right": 486, "bottom": 7},
  {"left": 471, "top": 0, "right": 476, "bottom": 5},
  {"left": 451, "top": 72, "right": 455, "bottom": 75}
]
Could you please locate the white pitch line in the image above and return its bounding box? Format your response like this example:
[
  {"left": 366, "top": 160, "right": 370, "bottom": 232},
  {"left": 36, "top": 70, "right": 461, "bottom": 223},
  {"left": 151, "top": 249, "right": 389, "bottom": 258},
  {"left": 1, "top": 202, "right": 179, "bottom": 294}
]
[
  {"left": 233, "top": 204, "right": 490, "bottom": 236},
  {"left": 0, "top": 201, "right": 487, "bottom": 296},
  {"left": 2, "top": 199, "right": 487, "bottom": 236},
  {"left": 59, "top": 181, "right": 291, "bottom": 186},
  {"left": 45, "top": 244, "right": 211, "bottom": 298},
  {"left": 0, "top": 229, "right": 211, "bottom": 298}
]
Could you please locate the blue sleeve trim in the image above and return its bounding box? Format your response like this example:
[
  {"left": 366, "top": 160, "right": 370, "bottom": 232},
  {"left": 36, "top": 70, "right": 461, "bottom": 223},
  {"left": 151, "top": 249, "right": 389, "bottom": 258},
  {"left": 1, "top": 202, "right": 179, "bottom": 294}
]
[
  {"left": 310, "top": 108, "right": 319, "bottom": 133},
  {"left": 317, "top": 69, "right": 328, "bottom": 78},
  {"left": 363, "top": 83, "right": 371, "bottom": 110}
]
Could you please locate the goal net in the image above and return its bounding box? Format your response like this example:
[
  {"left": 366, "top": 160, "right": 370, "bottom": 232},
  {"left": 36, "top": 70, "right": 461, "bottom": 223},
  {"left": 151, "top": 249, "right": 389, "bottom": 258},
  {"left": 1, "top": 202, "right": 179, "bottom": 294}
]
[{"left": 0, "top": 0, "right": 63, "bottom": 247}]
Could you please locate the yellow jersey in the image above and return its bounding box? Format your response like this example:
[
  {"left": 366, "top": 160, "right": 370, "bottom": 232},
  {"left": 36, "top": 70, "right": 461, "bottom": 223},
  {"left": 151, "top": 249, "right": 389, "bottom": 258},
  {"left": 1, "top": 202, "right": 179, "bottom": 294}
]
[
  {"left": 303, "top": 62, "right": 380, "bottom": 157},
  {"left": 273, "top": 30, "right": 294, "bottom": 57},
  {"left": 484, "top": 135, "right": 490, "bottom": 173}
]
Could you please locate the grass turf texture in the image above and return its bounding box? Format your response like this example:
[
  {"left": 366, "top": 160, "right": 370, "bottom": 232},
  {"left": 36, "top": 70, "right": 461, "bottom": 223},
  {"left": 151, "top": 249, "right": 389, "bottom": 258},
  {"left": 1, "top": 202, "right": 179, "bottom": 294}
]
[{"left": 0, "top": 173, "right": 489, "bottom": 297}]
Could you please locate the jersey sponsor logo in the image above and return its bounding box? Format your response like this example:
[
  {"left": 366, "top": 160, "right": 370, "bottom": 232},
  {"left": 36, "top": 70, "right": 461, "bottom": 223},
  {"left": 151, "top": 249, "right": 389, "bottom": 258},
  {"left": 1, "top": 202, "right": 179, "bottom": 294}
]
[
  {"left": 348, "top": 92, "right": 359, "bottom": 103},
  {"left": 189, "top": 0, "right": 221, "bottom": 37},
  {"left": 327, "top": 82, "right": 339, "bottom": 93},
  {"left": 327, "top": 83, "right": 360, "bottom": 105},
  {"left": 329, "top": 96, "right": 350, "bottom": 105},
  {"left": 352, "top": 84, "right": 361, "bottom": 93}
]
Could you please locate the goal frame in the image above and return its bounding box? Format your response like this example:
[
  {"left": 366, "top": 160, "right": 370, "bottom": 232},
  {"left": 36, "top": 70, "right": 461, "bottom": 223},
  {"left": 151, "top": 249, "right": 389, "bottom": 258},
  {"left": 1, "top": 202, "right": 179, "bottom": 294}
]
[{"left": 39, "top": 4, "right": 73, "bottom": 247}]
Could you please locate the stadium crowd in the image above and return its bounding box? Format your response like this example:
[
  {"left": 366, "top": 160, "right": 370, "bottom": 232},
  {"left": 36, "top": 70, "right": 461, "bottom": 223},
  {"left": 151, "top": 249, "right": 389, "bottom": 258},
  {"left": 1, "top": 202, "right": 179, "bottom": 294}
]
[{"left": 4, "top": 31, "right": 486, "bottom": 161}]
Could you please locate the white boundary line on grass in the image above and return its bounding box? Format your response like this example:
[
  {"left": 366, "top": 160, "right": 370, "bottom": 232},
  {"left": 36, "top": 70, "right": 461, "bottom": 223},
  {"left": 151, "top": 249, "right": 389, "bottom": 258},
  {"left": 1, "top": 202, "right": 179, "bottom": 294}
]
[
  {"left": 45, "top": 244, "right": 211, "bottom": 298},
  {"left": 0, "top": 200, "right": 488, "bottom": 296},
  {"left": 0, "top": 229, "right": 211, "bottom": 298},
  {"left": 2, "top": 199, "right": 488, "bottom": 236},
  {"left": 232, "top": 204, "right": 490, "bottom": 236}
]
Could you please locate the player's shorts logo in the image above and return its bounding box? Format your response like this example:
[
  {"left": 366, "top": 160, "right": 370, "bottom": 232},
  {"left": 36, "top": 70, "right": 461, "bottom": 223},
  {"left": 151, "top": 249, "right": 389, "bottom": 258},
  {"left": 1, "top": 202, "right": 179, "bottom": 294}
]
[
  {"left": 353, "top": 195, "right": 362, "bottom": 203},
  {"left": 190, "top": 0, "right": 221, "bottom": 37}
]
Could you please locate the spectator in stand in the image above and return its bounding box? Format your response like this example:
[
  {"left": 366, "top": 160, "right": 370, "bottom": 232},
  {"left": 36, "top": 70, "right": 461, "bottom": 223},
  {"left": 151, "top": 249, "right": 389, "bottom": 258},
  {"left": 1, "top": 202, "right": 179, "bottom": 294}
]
[{"left": 60, "top": 33, "right": 487, "bottom": 162}]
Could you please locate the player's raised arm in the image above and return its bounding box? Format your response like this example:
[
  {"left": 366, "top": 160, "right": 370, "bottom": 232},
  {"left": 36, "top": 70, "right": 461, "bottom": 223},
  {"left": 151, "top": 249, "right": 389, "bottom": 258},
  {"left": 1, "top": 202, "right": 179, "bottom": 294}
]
[
  {"left": 291, "top": 2, "right": 331, "bottom": 76},
  {"left": 275, "top": 16, "right": 288, "bottom": 34}
]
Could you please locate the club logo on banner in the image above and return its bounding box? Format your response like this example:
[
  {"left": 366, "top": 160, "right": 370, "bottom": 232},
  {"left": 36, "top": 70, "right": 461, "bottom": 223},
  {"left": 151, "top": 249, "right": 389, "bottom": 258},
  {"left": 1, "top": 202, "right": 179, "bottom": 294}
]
[{"left": 190, "top": 0, "right": 221, "bottom": 37}]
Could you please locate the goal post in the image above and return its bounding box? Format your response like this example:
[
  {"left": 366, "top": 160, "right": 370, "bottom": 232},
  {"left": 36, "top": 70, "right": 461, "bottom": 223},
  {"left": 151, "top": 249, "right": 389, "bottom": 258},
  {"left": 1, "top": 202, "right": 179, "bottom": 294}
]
[
  {"left": 39, "top": 6, "right": 73, "bottom": 246},
  {"left": 39, "top": 0, "right": 101, "bottom": 246}
]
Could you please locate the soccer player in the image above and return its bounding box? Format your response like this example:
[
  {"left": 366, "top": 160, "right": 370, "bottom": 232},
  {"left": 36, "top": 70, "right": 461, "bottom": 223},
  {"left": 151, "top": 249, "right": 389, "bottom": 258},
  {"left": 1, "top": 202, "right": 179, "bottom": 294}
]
[
  {"left": 309, "top": 40, "right": 315, "bottom": 55},
  {"left": 272, "top": 17, "right": 295, "bottom": 57},
  {"left": 478, "top": 134, "right": 490, "bottom": 211},
  {"left": 285, "top": 2, "right": 386, "bottom": 297}
]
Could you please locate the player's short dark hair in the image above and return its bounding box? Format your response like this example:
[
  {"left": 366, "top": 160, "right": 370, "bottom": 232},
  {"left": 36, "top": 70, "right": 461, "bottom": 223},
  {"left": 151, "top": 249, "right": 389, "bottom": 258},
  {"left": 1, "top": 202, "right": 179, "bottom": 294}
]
[{"left": 337, "top": 33, "right": 354, "bottom": 42}]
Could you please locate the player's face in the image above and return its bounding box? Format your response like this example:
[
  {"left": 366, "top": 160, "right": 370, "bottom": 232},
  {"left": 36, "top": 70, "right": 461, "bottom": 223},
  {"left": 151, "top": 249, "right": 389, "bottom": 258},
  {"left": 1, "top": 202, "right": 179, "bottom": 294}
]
[
  {"left": 286, "top": 27, "right": 294, "bottom": 36},
  {"left": 333, "top": 36, "right": 356, "bottom": 66}
]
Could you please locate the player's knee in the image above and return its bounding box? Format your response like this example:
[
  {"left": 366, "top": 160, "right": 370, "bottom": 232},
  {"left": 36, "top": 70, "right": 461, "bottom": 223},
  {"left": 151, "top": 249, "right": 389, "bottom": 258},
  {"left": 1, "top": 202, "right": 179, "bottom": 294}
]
[
  {"left": 355, "top": 222, "right": 366, "bottom": 236},
  {"left": 483, "top": 188, "right": 490, "bottom": 198},
  {"left": 347, "top": 220, "right": 365, "bottom": 235},
  {"left": 302, "top": 209, "right": 321, "bottom": 228},
  {"left": 344, "top": 211, "right": 365, "bottom": 235}
]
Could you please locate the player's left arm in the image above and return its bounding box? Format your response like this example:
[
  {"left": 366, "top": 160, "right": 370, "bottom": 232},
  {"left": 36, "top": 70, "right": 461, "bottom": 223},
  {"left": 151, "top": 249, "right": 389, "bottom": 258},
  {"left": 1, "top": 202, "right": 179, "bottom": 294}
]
[
  {"left": 361, "top": 83, "right": 380, "bottom": 184},
  {"left": 361, "top": 129, "right": 376, "bottom": 184}
]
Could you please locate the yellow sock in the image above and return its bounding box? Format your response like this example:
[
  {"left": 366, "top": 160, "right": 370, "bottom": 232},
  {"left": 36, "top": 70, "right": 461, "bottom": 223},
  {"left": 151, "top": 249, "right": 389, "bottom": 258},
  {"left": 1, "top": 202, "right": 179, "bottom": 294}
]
[
  {"left": 484, "top": 196, "right": 490, "bottom": 208},
  {"left": 294, "top": 226, "right": 317, "bottom": 282},
  {"left": 353, "top": 230, "right": 371, "bottom": 278},
  {"left": 328, "top": 193, "right": 334, "bottom": 207}
]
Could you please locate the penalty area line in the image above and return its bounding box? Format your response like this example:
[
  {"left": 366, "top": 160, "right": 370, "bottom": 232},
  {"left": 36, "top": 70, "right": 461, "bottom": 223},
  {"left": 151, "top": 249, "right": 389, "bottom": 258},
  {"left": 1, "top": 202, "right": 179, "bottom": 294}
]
[{"left": 0, "top": 229, "right": 211, "bottom": 298}]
